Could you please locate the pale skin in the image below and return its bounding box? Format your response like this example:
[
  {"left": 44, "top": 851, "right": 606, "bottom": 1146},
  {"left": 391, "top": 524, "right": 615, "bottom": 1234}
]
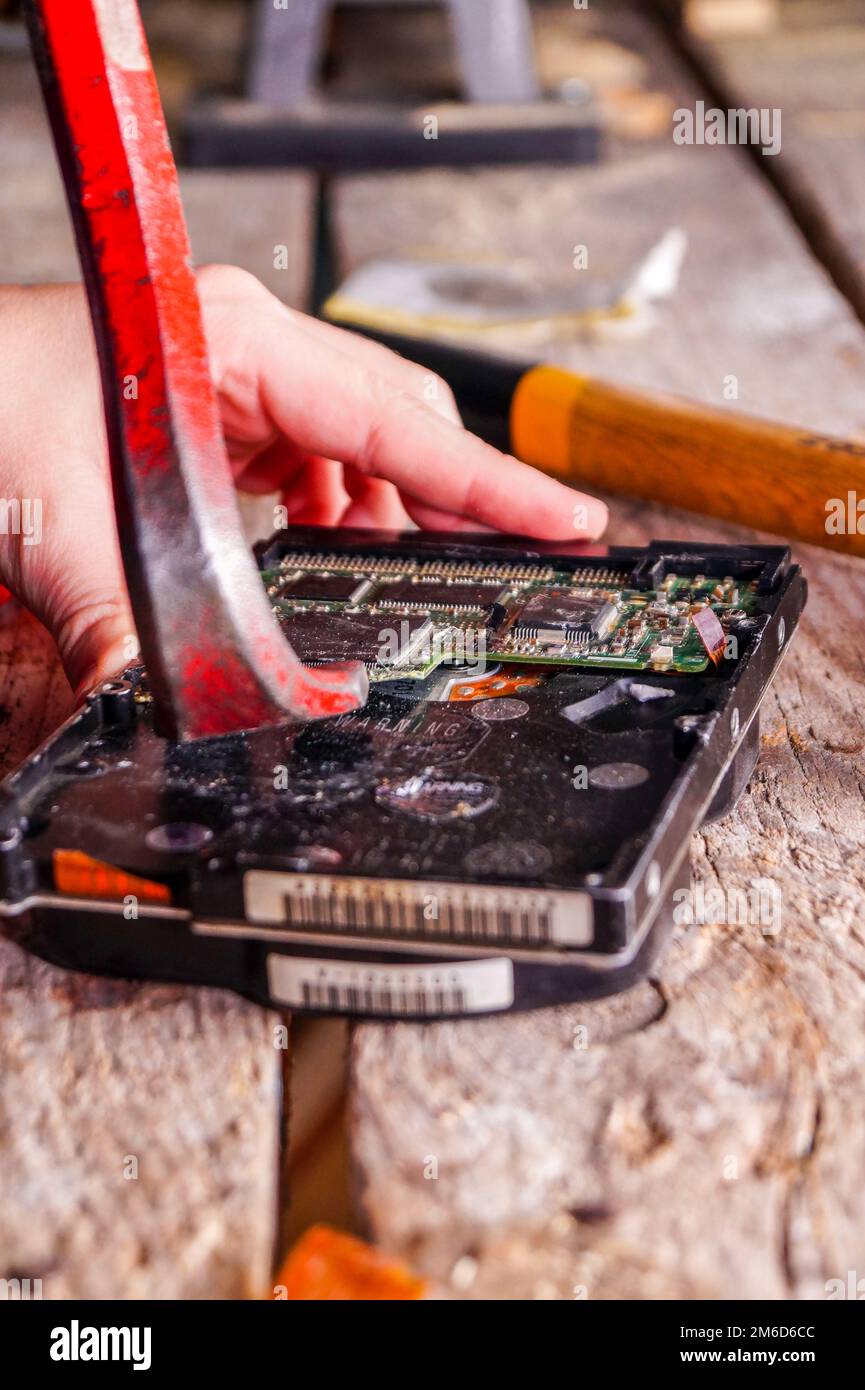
[{"left": 0, "top": 264, "right": 607, "bottom": 698}]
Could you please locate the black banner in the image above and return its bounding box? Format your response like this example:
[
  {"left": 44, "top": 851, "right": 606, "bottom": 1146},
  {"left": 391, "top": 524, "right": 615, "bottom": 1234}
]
[{"left": 0, "top": 1296, "right": 859, "bottom": 1374}]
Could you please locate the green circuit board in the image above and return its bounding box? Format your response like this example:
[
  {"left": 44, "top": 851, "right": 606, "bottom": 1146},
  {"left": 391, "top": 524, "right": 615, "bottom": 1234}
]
[{"left": 261, "top": 552, "right": 758, "bottom": 683}]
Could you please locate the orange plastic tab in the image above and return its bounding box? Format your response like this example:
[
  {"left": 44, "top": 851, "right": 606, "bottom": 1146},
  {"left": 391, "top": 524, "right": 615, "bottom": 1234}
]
[
  {"left": 53, "top": 849, "right": 171, "bottom": 904},
  {"left": 273, "top": 1225, "right": 427, "bottom": 1301},
  {"left": 448, "top": 663, "right": 549, "bottom": 702}
]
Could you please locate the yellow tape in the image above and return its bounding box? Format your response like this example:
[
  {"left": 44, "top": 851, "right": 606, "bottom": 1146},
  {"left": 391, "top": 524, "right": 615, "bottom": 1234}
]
[
  {"left": 323, "top": 292, "right": 626, "bottom": 340},
  {"left": 509, "top": 365, "right": 589, "bottom": 478}
]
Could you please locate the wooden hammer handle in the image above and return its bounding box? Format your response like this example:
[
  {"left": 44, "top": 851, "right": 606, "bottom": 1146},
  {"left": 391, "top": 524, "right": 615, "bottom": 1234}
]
[
  {"left": 326, "top": 318, "right": 865, "bottom": 557},
  {"left": 511, "top": 366, "right": 865, "bottom": 556}
]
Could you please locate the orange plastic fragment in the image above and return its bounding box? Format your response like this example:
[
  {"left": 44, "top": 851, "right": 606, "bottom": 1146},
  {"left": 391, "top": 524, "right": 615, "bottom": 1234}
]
[
  {"left": 447, "top": 664, "right": 547, "bottom": 701},
  {"left": 273, "top": 1225, "right": 427, "bottom": 1301},
  {"left": 53, "top": 849, "right": 171, "bottom": 904}
]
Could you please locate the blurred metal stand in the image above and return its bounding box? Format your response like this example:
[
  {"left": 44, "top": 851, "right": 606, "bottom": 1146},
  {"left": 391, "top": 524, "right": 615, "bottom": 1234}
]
[
  {"left": 249, "top": 0, "right": 540, "bottom": 107},
  {"left": 183, "top": 0, "right": 600, "bottom": 171}
]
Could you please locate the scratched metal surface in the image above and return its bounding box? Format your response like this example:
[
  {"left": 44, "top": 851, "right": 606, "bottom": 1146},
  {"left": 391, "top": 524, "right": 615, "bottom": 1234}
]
[{"left": 23, "top": 0, "right": 368, "bottom": 738}]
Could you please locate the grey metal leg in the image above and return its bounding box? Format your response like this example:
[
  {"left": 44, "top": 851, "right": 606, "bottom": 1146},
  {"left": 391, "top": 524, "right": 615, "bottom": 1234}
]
[
  {"left": 248, "top": 0, "right": 541, "bottom": 108},
  {"left": 249, "top": 0, "right": 332, "bottom": 108},
  {"left": 447, "top": 0, "right": 540, "bottom": 103}
]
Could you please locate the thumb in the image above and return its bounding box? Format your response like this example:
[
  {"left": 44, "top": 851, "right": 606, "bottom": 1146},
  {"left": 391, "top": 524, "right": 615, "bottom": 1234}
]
[
  {"left": 0, "top": 285, "right": 137, "bottom": 698},
  {"left": 0, "top": 461, "right": 137, "bottom": 700}
]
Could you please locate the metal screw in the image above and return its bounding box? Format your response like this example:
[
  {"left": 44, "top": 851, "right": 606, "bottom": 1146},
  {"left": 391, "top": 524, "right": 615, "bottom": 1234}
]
[{"left": 588, "top": 762, "right": 651, "bottom": 790}]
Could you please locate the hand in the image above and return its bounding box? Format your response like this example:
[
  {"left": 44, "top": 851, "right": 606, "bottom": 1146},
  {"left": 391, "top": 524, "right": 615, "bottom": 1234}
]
[{"left": 0, "top": 266, "right": 607, "bottom": 697}]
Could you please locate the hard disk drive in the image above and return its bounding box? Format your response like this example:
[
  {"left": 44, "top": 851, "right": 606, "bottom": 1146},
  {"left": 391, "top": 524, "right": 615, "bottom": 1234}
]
[{"left": 0, "top": 530, "right": 805, "bottom": 1018}]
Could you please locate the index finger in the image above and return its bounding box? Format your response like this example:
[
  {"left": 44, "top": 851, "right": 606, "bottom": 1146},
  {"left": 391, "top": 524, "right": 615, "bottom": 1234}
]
[{"left": 256, "top": 319, "right": 608, "bottom": 540}]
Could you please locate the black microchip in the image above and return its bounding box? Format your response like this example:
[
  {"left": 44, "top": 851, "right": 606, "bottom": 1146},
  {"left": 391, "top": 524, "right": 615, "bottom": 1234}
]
[
  {"left": 511, "top": 591, "right": 616, "bottom": 645},
  {"left": 278, "top": 571, "right": 369, "bottom": 603},
  {"left": 374, "top": 578, "right": 504, "bottom": 611},
  {"left": 279, "top": 610, "right": 432, "bottom": 666}
]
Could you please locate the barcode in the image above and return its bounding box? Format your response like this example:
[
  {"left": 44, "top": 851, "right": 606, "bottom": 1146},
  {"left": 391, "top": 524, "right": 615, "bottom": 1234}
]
[
  {"left": 245, "top": 871, "right": 591, "bottom": 946},
  {"left": 267, "top": 954, "right": 513, "bottom": 1016},
  {"left": 302, "top": 977, "right": 465, "bottom": 1014}
]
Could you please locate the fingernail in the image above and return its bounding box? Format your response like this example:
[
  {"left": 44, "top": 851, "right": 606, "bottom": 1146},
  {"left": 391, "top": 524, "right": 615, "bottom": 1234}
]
[{"left": 587, "top": 500, "right": 609, "bottom": 539}]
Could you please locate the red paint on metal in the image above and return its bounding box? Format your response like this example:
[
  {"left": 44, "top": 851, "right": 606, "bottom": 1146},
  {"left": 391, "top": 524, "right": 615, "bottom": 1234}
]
[{"left": 23, "top": 0, "right": 367, "bottom": 738}]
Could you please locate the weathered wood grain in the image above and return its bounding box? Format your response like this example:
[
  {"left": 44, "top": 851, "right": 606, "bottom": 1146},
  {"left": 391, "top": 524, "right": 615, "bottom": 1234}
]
[
  {"left": 670, "top": 0, "right": 865, "bottom": 325},
  {"left": 0, "top": 40, "right": 315, "bottom": 1296},
  {"left": 336, "top": 2, "right": 865, "bottom": 1298},
  {"left": 0, "top": 54, "right": 315, "bottom": 301},
  {"left": 0, "top": 613, "right": 282, "bottom": 1300}
]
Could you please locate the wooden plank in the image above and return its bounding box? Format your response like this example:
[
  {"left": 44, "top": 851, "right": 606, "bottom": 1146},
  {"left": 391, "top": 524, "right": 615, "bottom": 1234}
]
[
  {"left": 0, "top": 613, "right": 281, "bottom": 1299},
  {"left": 0, "top": 44, "right": 315, "bottom": 1296},
  {"left": 334, "top": 2, "right": 865, "bottom": 1298},
  {"left": 667, "top": 0, "right": 865, "bottom": 324},
  {"left": 0, "top": 54, "right": 315, "bottom": 301}
]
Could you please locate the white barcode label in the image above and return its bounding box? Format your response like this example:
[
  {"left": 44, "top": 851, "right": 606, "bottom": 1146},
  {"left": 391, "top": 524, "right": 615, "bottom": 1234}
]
[
  {"left": 267, "top": 954, "right": 514, "bottom": 1015},
  {"left": 245, "top": 871, "right": 590, "bottom": 946}
]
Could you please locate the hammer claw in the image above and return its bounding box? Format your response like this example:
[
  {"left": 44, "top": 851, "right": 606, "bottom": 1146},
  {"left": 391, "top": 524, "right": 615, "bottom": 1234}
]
[{"left": 23, "top": 0, "right": 367, "bottom": 739}]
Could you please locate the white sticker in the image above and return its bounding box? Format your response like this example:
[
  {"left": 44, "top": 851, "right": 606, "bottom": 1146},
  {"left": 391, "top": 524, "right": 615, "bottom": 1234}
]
[
  {"left": 267, "top": 954, "right": 514, "bottom": 1016},
  {"left": 245, "top": 870, "right": 591, "bottom": 947}
]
